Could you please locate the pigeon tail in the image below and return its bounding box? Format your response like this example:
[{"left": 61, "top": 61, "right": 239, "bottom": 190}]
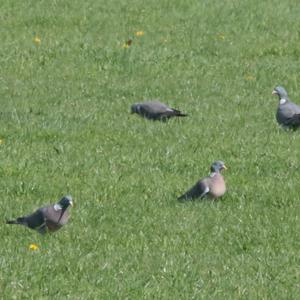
[
  {"left": 177, "top": 192, "right": 199, "bottom": 201},
  {"left": 178, "top": 194, "right": 192, "bottom": 201},
  {"left": 175, "top": 112, "right": 188, "bottom": 117},
  {"left": 6, "top": 217, "right": 26, "bottom": 225}
]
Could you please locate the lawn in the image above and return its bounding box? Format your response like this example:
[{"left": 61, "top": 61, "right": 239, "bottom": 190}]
[{"left": 1, "top": 0, "right": 300, "bottom": 298}]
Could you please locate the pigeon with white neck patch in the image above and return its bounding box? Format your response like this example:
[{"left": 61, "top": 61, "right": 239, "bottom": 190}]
[
  {"left": 131, "top": 100, "right": 187, "bottom": 121},
  {"left": 6, "top": 195, "right": 73, "bottom": 234},
  {"left": 178, "top": 161, "right": 227, "bottom": 201},
  {"left": 272, "top": 86, "right": 300, "bottom": 129}
]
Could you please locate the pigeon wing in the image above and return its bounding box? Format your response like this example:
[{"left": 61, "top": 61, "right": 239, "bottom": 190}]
[
  {"left": 138, "top": 101, "right": 168, "bottom": 119},
  {"left": 178, "top": 179, "right": 210, "bottom": 201},
  {"left": 285, "top": 113, "right": 300, "bottom": 128},
  {"left": 21, "top": 208, "right": 46, "bottom": 230}
]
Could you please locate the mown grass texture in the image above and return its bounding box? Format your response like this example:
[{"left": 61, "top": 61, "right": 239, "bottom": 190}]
[{"left": 1, "top": 0, "right": 300, "bottom": 298}]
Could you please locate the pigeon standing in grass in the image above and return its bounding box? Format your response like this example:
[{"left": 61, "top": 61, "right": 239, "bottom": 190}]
[
  {"left": 178, "top": 161, "right": 227, "bottom": 201},
  {"left": 272, "top": 86, "right": 300, "bottom": 130},
  {"left": 131, "top": 100, "right": 187, "bottom": 121},
  {"left": 6, "top": 195, "right": 73, "bottom": 234}
]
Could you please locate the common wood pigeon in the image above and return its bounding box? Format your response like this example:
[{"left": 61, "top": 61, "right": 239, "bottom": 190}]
[
  {"left": 131, "top": 101, "right": 187, "bottom": 121},
  {"left": 178, "top": 161, "right": 227, "bottom": 201},
  {"left": 6, "top": 195, "right": 73, "bottom": 234},
  {"left": 272, "top": 86, "right": 300, "bottom": 129}
]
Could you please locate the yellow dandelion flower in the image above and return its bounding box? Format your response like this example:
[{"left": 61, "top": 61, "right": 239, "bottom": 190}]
[
  {"left": 29, "top": 243, "right": 39, "bottom": 251},
  {"left": 0, "top": 139, "right": 4, "bottom": 144},
  {"left": 122, "top": 39, "right": 132, "bottom": 48},
  {"left": 33, "top": 36, "right": 41, "bottom": 45},
  {"left": 135, "top": 31, "right": 144, "bottom": 37}
]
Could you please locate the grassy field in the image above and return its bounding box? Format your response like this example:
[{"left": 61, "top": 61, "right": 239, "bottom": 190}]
[{"left": 1, "top": 0, "right": 300, "bottom": 298}]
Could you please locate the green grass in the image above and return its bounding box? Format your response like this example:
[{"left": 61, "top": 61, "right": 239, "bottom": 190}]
[{"left": 1, "top": 0, "right": 300, "bottom": 298}]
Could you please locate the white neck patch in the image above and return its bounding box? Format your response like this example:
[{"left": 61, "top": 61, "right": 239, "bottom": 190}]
[
  {"left": 210, "top": 172, "right": 217, "bottom": 178},
  {"left": 54, "top": 204, "right": 62, "bottom": 211},
  {"left": 280, "top": 98, "right": 287, "bottom": 105}
]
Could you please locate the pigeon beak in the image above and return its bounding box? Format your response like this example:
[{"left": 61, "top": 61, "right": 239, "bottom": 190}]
[
  {"left": 70, "top": 200, "right": 73, "bottom": 206},
  {"left": 272, "top": 90, "right": 278, "bottom": 95},
  {"left": 222, "top": 165, "right": 227, "bottom": 170}
]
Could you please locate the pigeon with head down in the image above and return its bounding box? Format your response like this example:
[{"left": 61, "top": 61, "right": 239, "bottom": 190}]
[{"left": 131, "top": 100, "right": 187, "bottom": 121}]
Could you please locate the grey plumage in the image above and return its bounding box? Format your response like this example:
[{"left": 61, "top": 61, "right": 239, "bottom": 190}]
[
  {"left": 131, "top": 101, "right": 187, "bottom": 121},
  {"left": 6, "top": 195, "right": 73, "bottom": 234},
  {"left": 178, "top": 161, "right": 227, "bottom": 201},
  {"left": 272, "top": 86, "right": 300, "bottom": 129}
]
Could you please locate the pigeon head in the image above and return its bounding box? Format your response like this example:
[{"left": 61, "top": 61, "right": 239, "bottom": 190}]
[
  {"left": 58, "top": 195, "right": 73, "bottom": 209},
  {"left": 272, "top": 86, "right": 288, "bottom": 99},
  {"left": 131, "top": 104, "right": 140, "bottom": 114},
  {"left": 210, "top": 161, "right": 227, "bottom": 173}
]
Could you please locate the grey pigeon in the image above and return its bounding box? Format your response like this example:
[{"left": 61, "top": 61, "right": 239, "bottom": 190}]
[
  {"left": 6, "top": 195, "right": 73, "bottom": 234},
  {"left": 178, "top": 161, "right": 227, "bottom": 201},
  {"left": 272, "top": 86, "right": 300, "bottom": 129},
  {"left": 131, "top": 100, "right": 187, "bottom": 121}
]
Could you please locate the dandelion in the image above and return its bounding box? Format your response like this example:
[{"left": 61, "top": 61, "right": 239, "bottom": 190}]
[
  {"left": 0, "top": 139, "right": 4, "bottom": 145},
  {"left": 33, "top": 36, "right": 41, "bottom": 45},
  {"left": 122, "top": 39, "right": 132, "bottom": 48},
  {"left": 135, "top": 31, "right": 144, "bottom": 37},
  {"left": 29, "top": 243, "right": 39, "bottom": 251}
]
